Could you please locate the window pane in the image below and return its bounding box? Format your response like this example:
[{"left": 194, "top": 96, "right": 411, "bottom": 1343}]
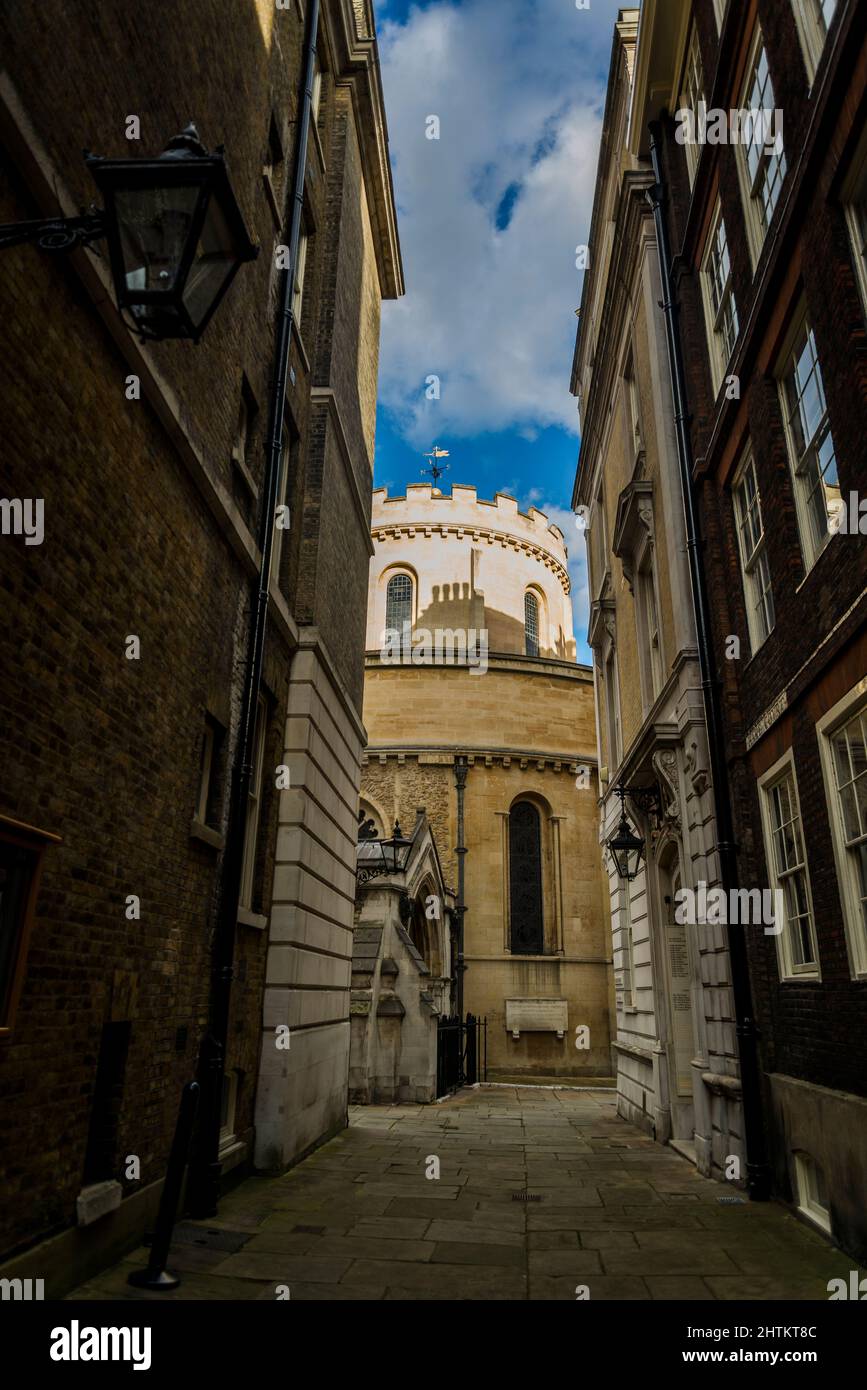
[
  {"left": 509, "top": 802, "right": 544, "bottom": 953},
  {"left": 782, "top": 319, "right": 838, "bottom": 555},
  {"left": 818, "top": 0, "right": 837, "bottom": 31},
  {"left": 386, "top": 574, "right": 413, "bottom": 631},
  {"left": 743, "top": 36, "right": 787, "bottom": 235},
  {"left": 525, "top": 592, "right": 539, "bottom": 657}
]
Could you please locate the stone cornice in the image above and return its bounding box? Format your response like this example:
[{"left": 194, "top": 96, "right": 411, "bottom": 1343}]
[
  {"left": 365, "top": 651, "right": 592, "bottom": 681},
  {"left": 362, "top": 746, "right": 597, "bottom": 774},
  {"left": 574, "top": 173, "right": 657, "bottom": 502},
  {"left": 329, "top": 0, "right": 404, "bottom": 299},
  {"left": 371, "top": 522, "right": 572, "bottom": 596}
]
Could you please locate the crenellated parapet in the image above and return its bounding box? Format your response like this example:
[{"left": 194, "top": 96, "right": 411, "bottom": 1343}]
[{"left": 371, "top": 484, "right": 572, "bottom": 596}]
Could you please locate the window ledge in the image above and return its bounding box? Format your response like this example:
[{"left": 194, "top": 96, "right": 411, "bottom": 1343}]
[
  {"left": 231, "top": 448, "right": 259, "bottom": 502},
  {"left": 218, "top": 1137, "right": 247, "bottom": 1175},
  {"left": 795, "top": 532, "right": 838, "bottom": 593},
  {"left": 190, "top": 818, "right": 224, "bottom": 850},
  {"left": 76, "top": 1179, "right": 122, "bottom": 1228},
  {"left": 291, "top": 317, "right": 310, "bottom": 375},
  {"left": 238, "top": 907, "right": 268, "bottom": 931},
  {"left": 310, "top": 119, "right": 327, "bottom": 176},
  {"left": 262, "top": 169, "right": 283, "bottom": 233}
]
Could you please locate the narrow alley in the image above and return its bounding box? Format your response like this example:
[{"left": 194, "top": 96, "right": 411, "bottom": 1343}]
[{"left": 69, "top": 1087, "right": 862, "bottom": 1302}]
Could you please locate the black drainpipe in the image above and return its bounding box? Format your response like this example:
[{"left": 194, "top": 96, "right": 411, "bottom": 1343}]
[
  {"left": 646, "top": 122, "right": 771, "bottom": 1201},
  {"left": 188, "top": 0, "right": 321, "bottom": 1217},
  {"left": 454, "top": 756, "right": 468, "bottom": 1068}
]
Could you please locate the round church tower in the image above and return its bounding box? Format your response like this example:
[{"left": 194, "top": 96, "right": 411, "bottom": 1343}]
[{"left": 360, "top": 482, "right": 613, "bottom": 1080}]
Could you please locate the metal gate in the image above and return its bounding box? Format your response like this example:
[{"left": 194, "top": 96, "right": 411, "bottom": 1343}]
[{"left": 436, "top": 1013, "right": 487, "bottom": 1096}]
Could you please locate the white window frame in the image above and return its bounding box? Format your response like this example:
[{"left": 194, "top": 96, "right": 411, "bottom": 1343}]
[
  {"left": 292, "top": 229, "right": 309, "bottom": 325},
  {"left": 220, "top": 1068, "right": 240, "bottom": 1151},
  {"left": 603, "top": 644, "right": 621, "bottom": 773},
  {"left": 590, "top": 479, "right": 609, "bottom": 602},
  {"left": 272, "top": 430, "right": 292, "bottom": 580},
  {"left": 816, "top": 678, "right": 867, "bottom": 980},
  {"left": 700, "top": 200, "right": 740, "bottom": 393},
  {"left": 757, "top": 752, "right": 821, "bottom": 981},
  {"left": 635, "top": 546, "right": 664, "bottom": 710},
  {"left": 311, "top": 55, "right": 323, "bottom": 122},
  {"left": 842, "top": 126, "right": 867, "bottom": 321},
  {"left": 791, "top": 0, "right": 837, "bottom": 86},
  {"left": 736, "top": 27, "right": 788, "bottom": 269},
  {"left": 196, "top": 721, "right": 216, "bottom": 825},
  {"left": 776, "top": 307, "right": 840, "bottom": 572},
  {"left": 678, "top": 24, "right": 705, "bottom": 188},
  {"left": 239, "top": 695, "right": 268, "bottom": 911},
  {"left": 793, "top": 1151, "right": 832, "bottom": 1233},
  {"left": 732, "top": 449, "right": 774, "bottom": 652},
  {"left": 616, "top": 880, "right": 635, "bottom": 1011},
  {"left": 623, "top": 348, "right": 642, "bottom": 462}
]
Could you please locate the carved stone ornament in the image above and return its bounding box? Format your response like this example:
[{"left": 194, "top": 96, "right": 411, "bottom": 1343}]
[
  {"left": 651, "top": 749, "right": 681, "bottom": 830},
  {"left": 684, "top": 738, "right": 710, "bottom": 796},
  {"left": 612, "top": 480, "right": 655, "bottom": 594}
]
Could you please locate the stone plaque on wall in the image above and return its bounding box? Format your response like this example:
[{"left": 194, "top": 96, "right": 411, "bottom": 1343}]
[{"left": 505, "top": 997, "right": 568, "bottom": 1039}]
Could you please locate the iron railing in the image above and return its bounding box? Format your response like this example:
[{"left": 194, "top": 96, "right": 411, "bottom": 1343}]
[{"left": 437, "top": 1013, "right": 487, "bottom": 1096}]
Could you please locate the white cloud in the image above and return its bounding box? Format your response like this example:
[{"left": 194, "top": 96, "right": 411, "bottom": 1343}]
[{"left": 376, "top": 0, "right": 621, "bottom": 445}]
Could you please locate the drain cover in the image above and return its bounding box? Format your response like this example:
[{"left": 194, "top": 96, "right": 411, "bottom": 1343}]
[
  {"left": 292, "top": 1224, "right": 326, "bottom": 1234},
  {"left": 170, "top": 1223, "right": 252, "bottom": 1252}
]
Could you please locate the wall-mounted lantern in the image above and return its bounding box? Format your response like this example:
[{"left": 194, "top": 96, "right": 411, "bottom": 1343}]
[
  {"left": 605, "top": 782, "right": 661, "bottom": 881},
  {"left": 0, "top": 124, "right": 258, "bottom": 343}
]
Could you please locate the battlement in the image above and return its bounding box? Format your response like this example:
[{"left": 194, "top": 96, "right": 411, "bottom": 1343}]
[{"left": 371, "top": 484, "right": 569, "bottom": 560}]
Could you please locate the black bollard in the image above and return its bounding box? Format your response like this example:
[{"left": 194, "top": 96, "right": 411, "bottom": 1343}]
[{"left": 128, "top": 1080, "right": 200, "bottom": 1290}]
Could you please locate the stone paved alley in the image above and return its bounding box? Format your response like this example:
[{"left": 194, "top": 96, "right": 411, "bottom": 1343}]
[{"left": 69, "top": 1087, "right": 865, "bottom": 1301}]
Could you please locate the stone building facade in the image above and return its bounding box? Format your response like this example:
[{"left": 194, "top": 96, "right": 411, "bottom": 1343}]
[
  {"left": 360, "top": 484, "right": 614, "bottom": 1080},
  {"left": 649, "top": 0, "right": 867, "bottom": 1255},
  {"left": 593, "top": 0, "right": 867, "bottom": 1256},
  {"left": 572, "top": 10, "right": 744, "bottom": 1182},
  {"left": 0, "top": 0, "right": 401, "bottom": 1294}
]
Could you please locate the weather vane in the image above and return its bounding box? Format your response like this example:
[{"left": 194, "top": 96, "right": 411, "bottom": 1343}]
[{"left": 422, "top": 445, "right": 450, "bottom": 485}]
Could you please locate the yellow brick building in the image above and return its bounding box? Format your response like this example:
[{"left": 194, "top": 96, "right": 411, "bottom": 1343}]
[{"left": 360, "top": 483, "right": 614, "bottom": 1079}]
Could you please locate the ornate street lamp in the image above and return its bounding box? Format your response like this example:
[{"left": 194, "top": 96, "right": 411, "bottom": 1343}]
[
  {"left": 0, "top": 124, "right": 258, "bottom": 342},
  {"left": 605, "top": 782, "right": 661, "bottom": 881},
  {"left": 356, "top": 821, "right": 413, "bottom": 883}
]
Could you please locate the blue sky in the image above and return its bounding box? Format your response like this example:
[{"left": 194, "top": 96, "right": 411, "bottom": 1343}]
[{"left": 371, "top": 0, "right": 624, "bottom": 659}]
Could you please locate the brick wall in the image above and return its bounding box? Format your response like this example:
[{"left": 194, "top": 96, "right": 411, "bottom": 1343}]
[
  {"left": 0, "top": 0, "right": 399, "bottom": 1267},
  {"left": 659, "top": 0, "right": 867, "bottom": 1106}
]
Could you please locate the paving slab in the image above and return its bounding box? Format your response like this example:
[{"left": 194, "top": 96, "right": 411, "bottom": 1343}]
[{"left": 65, "top": 1086, "right": 865, "bottom": 1303}]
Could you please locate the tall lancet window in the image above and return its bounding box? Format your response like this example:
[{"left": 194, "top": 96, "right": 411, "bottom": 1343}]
[
  {"left": 509, "top": 801, "right": 544, "bottom": 953},
  {"left": 524, "top": 592, "right": 539, "bottom": 657},
  {"left": 386, "top": 573, "right": 413, "bottom": 633}
]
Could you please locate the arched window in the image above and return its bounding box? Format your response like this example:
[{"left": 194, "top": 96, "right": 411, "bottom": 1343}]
[
  {"left": 524, "top": 591, "right": 539, "bottom": 656},
  {"left": 509, "top": 801, "right": 544, "bottom": 953},
  {"left": 386, "top": 573, "right": 413, "bottom": 632}
]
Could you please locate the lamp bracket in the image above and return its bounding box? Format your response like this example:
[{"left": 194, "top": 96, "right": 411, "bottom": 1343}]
[
  {"left": 0, "top": 210, "right": 107, "bottom": 254},
  {"left": 617, "top": 783, "right": 662, "bottom": 818}
]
